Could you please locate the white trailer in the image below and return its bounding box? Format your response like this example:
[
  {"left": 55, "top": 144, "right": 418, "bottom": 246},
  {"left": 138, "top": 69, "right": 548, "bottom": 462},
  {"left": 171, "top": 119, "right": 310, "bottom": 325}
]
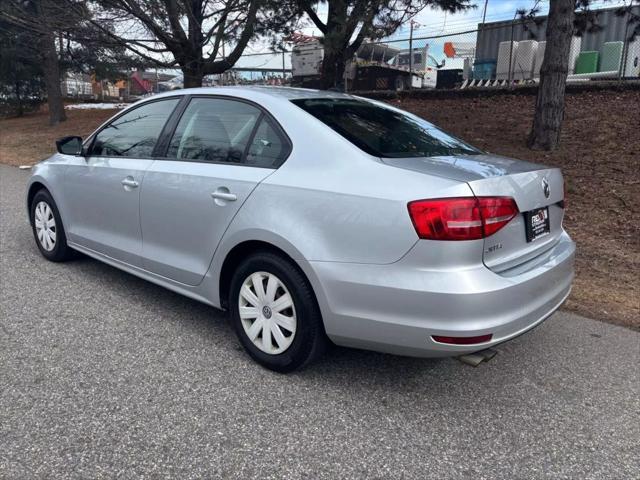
[{"left": 288, "top": 34, "right": 439, "bottom": 90}]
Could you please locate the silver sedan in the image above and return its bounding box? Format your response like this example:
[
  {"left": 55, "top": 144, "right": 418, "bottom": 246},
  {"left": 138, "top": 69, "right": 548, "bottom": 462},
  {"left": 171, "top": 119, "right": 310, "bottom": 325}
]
[{"left": 27, "top": 87, "right": 575, "bottom": 372}]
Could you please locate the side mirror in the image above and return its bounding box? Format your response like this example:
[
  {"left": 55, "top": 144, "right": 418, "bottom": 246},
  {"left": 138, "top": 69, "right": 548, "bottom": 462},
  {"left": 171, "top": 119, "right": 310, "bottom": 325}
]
[{"left": 56, "top": 136, "right": 83, "bottom": 156}]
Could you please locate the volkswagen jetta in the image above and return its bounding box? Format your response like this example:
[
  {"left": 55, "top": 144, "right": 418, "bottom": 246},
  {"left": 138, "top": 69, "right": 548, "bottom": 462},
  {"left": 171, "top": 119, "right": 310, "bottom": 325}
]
[{"left": 27, "top": 87, "right": 575, "bottom": 372}]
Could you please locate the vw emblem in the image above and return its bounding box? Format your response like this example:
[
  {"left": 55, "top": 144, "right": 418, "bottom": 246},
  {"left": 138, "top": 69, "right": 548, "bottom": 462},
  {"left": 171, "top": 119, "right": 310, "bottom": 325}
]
[
  {"left": 542, "top": 178, "right": 550, "bottom": 199},
  {"left": 262, "top": 305, "right": 272, "bottom": 319}
]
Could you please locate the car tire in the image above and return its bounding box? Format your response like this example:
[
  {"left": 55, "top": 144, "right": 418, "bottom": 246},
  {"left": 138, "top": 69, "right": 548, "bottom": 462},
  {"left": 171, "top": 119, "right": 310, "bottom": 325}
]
[
  {"left": 30, "top": 189, "right": 75, "bottom": 262},
  {"left": 229, "top": 251, "right": 326, "bottom": 372}
]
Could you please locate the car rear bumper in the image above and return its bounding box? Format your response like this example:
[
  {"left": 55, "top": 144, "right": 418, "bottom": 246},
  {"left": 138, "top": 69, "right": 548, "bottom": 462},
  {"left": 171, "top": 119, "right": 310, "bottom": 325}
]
[{"left": 311, "top": 231, "right": 575, "bottom": 357}]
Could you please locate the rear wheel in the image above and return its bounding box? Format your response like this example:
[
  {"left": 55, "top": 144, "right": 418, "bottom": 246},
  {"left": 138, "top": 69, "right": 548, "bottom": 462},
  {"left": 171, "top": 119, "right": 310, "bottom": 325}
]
[
  {"left": 30, "top": 189, "right": 74, "bottom": 262},
  {"left": 229, "top": 252, "right": 326, "bottom": 372}
]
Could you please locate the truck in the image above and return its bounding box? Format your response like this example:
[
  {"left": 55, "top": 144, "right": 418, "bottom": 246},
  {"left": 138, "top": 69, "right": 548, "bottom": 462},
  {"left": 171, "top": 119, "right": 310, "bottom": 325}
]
[{"left": 288, "top": 33, "right": 442, "bottom": 91}]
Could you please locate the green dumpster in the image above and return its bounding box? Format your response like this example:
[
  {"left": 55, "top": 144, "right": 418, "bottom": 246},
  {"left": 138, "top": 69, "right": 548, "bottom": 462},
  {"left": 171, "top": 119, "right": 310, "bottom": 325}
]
[{"left": 575, "top": 51, "right": 599, "bottom": 74}]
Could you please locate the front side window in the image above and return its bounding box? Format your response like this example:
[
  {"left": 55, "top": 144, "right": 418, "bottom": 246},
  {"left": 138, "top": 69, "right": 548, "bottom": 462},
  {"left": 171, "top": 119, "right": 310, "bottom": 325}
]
[
  {"left": 291, "top": 98, "right": 481, "bottom": 158},
  {"left": 167, "top": 98, "right": 261, "bottom": 163},
  {"left": 90, "top": 99, "right": 179, "bottom": 157}
]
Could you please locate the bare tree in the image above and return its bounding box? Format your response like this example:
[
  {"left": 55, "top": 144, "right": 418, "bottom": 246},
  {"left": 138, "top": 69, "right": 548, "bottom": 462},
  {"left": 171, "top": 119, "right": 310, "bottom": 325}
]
[
  {"left": 90, "top": 0, "right": 298, "bottom": 87},
  {"left": 297, "top": 0, "right": 473, "bottom": 89}
]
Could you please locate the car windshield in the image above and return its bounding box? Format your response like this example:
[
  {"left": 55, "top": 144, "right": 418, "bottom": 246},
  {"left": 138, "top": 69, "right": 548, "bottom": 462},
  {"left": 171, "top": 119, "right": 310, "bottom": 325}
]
[{"left": 291, "top": 98, "right": 481, "bottom": 158}]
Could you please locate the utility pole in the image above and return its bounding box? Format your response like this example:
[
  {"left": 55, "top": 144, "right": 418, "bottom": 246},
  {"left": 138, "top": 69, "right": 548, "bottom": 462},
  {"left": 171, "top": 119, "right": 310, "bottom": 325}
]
[
  {"left": 126, "top": 70, "right": 130, "bottom": 101},
  {"left": 508, "top": 9, "right": 517, "bottom": 86},
  {"left": 282, "top": 50, "right": 286, "bottom": 83},
  {"left": 482, "top": 0, "right": 489, "bottom": 25},
  {"left": 409, "top": 19, "right": 416, "bottom": 90}
]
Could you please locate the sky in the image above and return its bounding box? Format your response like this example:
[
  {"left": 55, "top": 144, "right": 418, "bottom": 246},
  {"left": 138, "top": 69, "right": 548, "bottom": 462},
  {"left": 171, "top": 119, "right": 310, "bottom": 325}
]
[
  {"left": 299, "top": 0, "right": 630, "bottom": 39},
  {"left": 232, "top": 0, "right": 631, "bottom": 71},
  {"left": 199, "top": 0, "right": 634, "bottom": 76},
  {"left": 409, "top": 0, "right": 629, "bottom": 37},
  {"left": 299, "top": 1, "right": 545, "bottom": 37},
  {"left": 240, "top": 1, "right": 552, "bottom": 71}
]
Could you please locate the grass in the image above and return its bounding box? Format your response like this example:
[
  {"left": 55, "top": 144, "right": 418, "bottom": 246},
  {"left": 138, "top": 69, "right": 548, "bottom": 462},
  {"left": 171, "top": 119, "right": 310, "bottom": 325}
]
[{"left": 0, "top": 108, "right": 117, "bottom": 166}]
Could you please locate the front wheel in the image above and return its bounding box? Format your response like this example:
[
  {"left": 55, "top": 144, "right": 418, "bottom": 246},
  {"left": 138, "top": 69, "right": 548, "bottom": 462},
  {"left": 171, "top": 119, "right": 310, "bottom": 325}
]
[
  {"left": 229, "top": 252, "right": 326, "bottom": 372},
  {"left": 30, "top": 189, "right": 75, "bottom": 262}
]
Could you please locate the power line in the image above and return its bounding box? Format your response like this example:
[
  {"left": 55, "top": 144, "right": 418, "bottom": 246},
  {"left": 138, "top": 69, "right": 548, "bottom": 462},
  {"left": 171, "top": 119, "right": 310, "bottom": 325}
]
[{"left": 396, "top": 0, "right": 629, "bottom": 38}]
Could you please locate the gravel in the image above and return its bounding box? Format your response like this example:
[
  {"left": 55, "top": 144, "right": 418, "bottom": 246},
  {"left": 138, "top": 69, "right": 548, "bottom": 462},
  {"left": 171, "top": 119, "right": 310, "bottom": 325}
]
[{"left": 1, "top": 164, "right": 639, "bottom": 479}]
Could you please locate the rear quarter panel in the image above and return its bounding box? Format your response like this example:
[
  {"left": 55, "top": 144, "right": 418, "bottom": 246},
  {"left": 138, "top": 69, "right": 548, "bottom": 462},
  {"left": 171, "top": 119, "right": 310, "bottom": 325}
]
[{"left": 214, "top": 96, "right": 474, "bottom": 265}]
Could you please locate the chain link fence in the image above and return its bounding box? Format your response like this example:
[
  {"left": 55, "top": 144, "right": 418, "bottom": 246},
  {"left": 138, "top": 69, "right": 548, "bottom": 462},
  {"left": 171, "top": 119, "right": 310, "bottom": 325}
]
[
  {"left": 51, "top": 7, "right": 640, "bottom": 101},
  {"left": 223, "top": 51, "right": 291, "bottom": 86},
  {"left": 228, "top": 14, "right": 640, "bottom": 92}
]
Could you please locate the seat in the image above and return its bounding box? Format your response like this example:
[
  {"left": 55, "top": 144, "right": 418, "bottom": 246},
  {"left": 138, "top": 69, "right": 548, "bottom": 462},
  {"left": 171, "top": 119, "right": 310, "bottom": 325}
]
[{"left": 177, "top": 109, "right": 232, "bottom": 162}]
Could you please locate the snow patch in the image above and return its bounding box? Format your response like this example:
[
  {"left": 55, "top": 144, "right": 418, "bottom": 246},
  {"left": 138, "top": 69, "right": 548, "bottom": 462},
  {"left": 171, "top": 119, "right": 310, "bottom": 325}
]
[{"left": 65, "top": 103, "right": 128, "bottom": 110}]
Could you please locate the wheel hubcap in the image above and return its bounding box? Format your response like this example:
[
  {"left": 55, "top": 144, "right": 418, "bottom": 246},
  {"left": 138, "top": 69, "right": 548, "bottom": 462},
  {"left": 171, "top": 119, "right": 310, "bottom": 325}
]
[
  {"left": 238, "top": 271, "right": 297, "bottom": 355},
  {"left": 34, "top": 201, "right": 56, "bottom": 251}
]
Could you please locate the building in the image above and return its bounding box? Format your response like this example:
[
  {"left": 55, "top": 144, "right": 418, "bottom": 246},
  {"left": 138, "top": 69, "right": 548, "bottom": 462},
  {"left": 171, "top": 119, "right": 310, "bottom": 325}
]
[
  {"left": 129, "top": 70, "right": 179, "bottom": 95},
  {"left": 475, "top": 5, "right": 640, "bottom": 64},
  {"left": 60, "top": 73, "right": 93, "bottom": 98},
  {"left": 91, "top": 77, "right": 120, "bottom": 99}
]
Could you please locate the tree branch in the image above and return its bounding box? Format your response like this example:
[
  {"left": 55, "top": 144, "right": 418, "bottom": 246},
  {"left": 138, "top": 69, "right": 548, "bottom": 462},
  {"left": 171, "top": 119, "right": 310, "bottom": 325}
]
[
  {"left": 301, "top": 2, "right": 327, "bottom": 34},
  {"left": 203, "top": 0, "right": 261, "bottom": 73}
]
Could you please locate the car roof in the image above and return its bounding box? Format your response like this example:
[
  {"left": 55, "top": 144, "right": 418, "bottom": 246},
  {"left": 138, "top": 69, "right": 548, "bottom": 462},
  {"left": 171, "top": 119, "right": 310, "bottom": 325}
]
[
  {"left": 91, "top": 86, "right": 375, "bottom": 143},
  {"left": 150, "top": 86, "right": 357, "bottom": 102}
]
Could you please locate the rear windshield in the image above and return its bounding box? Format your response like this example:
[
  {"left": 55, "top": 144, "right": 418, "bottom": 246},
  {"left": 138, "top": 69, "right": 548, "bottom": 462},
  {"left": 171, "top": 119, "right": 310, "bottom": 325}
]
[{"left": 291, "top": 98, "right": 481, "bottom": 158}]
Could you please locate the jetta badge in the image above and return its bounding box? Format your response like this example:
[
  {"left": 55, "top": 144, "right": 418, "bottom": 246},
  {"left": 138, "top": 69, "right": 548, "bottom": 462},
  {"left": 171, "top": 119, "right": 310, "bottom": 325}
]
[{"left": 542, "top": 178, "right": 550, "bottom": 198}]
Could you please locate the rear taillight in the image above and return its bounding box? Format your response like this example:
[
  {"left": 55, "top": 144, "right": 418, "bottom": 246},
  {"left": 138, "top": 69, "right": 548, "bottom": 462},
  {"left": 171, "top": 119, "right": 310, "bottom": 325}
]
[
  {"left": 479, "top": 197, "right": 520, "bottom": 237},
  {"left": 407, "top": 197, "right": 518, "bottom": 241}
]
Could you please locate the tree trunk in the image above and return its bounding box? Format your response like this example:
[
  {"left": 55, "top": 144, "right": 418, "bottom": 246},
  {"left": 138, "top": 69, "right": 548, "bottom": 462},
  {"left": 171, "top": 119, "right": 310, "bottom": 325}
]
[
  {"left": 528, "top": 0, "right": 574, "bottom": 150},
  {"left": 182, "top": 64, "right": 204, "bottom": 88},
  {"left": 318, "top": 1, "right": 350, "bottom": 90},
  {"left": 15, "top": 80, "right": 24, "bottom": 117},
  {"left": 320, "top": 47, "right": 347, "bottom": 90},
  {"left": 183, "top": 2, "right": 205, "bottom": 89},
  {"left": 40, "top": 28, "right": 66, "bottom": 125}
]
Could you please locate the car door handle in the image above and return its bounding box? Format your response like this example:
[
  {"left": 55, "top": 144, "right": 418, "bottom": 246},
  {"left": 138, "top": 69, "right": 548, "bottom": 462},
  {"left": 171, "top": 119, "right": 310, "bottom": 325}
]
[
  {"left": 211, "top": 191, "right": 237, "bottom": 202},
  {"left": 121, "top": 177, "right": 139, "bottom": 188}
]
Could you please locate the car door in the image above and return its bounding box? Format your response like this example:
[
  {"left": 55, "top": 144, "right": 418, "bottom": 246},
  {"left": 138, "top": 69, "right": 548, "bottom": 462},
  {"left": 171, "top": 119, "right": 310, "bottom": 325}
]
[
  {"left": 63, "top": 98, "right": 181, "bottom": 266},
  {"left": 139, "top": 96, "right": 291, "bottom": 286}
]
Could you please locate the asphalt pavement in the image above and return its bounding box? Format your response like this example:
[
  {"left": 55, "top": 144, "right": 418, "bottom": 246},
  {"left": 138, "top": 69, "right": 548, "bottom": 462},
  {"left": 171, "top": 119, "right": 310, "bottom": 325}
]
[{"left": 1, "top": 164, "right": 639, "bottom": 479}]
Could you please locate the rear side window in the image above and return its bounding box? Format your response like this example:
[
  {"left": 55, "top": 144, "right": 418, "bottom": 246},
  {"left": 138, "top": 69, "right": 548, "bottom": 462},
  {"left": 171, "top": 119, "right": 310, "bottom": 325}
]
[
  {"left": 167, "top": 98, "right": 261, "bottom": 163},
  {"left": 90, "top": 99, "right": 179, "bottom": 157},
  {"left": 245, "top": 118, "right": 287, "bottom": 168},
  {"left": 291, "top": 98, "right": 481, "bottom": 158}
]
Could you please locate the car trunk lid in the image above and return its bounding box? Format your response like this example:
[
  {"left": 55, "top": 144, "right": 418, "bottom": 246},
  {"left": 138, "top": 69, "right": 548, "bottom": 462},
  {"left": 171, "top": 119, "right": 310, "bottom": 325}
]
[{"left": 381, "top": 154, "right": 565, "bottom": 272}]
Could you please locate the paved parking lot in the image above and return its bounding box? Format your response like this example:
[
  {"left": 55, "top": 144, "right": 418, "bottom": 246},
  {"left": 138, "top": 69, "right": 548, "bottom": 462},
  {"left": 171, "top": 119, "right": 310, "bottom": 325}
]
[{"left": 1, "top": 164, "right": 639, "bottom": 479}]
